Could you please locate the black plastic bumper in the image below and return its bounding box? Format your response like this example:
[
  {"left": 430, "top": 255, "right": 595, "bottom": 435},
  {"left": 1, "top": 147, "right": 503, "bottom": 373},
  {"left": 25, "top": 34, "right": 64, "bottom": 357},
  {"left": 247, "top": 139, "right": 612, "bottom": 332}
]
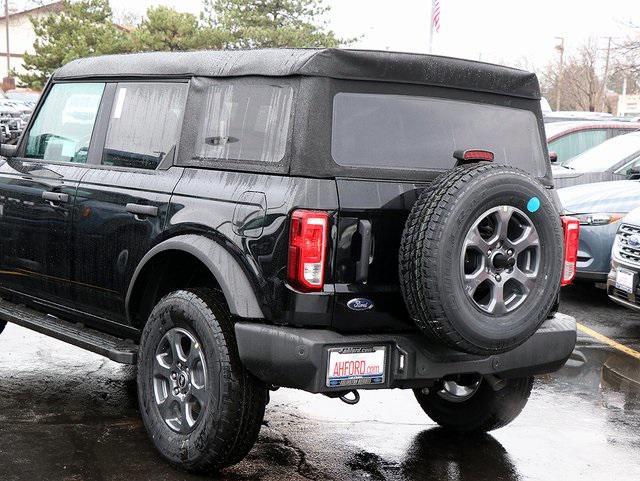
[{"left": 235, "top": 313, "right": 577, "bottom": 393}]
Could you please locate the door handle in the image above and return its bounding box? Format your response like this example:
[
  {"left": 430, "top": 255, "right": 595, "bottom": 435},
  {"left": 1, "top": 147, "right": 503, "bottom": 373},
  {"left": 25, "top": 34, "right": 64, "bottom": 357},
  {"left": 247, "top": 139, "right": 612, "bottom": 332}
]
[
  {"left": 126, "top": 203, "right": 158, "bottom": 218},
  {"left": 356, "top": 219, "right": 373, "bottom": 284},
  {"left": 42, "top": 191, "right": 69, "bottom": 203}
]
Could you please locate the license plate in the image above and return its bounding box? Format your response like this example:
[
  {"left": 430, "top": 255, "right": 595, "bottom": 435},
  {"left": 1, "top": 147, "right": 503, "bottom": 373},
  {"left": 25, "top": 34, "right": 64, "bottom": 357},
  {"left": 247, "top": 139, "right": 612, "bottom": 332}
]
[
  {"left": 326, "top": 346, "right": 386, "bottom": 388},
  {"left": 616, "top": 268, "right": 636, "bottom": 293}
]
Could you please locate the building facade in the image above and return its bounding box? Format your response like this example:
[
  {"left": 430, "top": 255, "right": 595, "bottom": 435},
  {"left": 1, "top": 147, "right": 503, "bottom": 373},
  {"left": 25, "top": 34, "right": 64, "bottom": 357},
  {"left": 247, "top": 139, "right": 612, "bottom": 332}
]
[{"left": 0, "top": 2, "right": 63, "bottom": 81}]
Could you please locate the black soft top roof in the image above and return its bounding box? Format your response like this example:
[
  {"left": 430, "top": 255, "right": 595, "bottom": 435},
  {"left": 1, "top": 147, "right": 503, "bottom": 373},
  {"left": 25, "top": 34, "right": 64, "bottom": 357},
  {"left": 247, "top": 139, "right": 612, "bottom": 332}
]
[{"left": 53, "top": 48, "right": 540, "bottom": 100}]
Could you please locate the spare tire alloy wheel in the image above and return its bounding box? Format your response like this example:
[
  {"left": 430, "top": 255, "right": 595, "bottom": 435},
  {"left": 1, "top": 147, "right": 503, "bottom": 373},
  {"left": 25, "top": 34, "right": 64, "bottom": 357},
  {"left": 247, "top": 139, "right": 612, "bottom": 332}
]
[
  {"left": 462, "top": 205, "right": 540, "bottom": 315},
  {"left": 400, "top": 163, "right": 563, "bottom": 355},
  {"left": 153, "top": 327, "right": 207, "bottom": 434}
]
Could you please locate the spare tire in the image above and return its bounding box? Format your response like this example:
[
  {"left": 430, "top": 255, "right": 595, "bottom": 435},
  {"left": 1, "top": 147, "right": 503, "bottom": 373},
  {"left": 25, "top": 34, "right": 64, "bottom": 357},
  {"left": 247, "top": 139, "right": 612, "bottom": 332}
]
[{"left": 399, "top": 163, "right": 563, "bottom": 355}]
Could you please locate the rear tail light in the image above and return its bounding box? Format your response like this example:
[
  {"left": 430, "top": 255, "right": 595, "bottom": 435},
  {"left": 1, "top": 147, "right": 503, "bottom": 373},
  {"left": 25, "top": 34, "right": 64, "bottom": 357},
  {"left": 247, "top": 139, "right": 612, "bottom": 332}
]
[
  {"left": 561, "top": 216, "right": 580, "bottom": 286},
  {"left": 288, "top": 210, "right": 329, "bottom": 291}
]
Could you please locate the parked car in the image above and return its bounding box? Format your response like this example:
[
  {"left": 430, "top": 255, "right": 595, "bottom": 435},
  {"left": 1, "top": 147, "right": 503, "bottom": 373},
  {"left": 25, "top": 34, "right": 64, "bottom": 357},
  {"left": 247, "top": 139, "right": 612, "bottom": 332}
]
[
  {"left": 5, "top": 89, "right": 40, "bottom": 108},
  {"left": 0, "top": 88, "right": 35, "bottom": 142},
  {"left": 546, "top": 120, "right": 640, "bottom": 164},
  {"left": 553, "top": 131, "right": 640, "bottom": 188},
  {"left": 0, "top": 49, "right": 578, "bottom": 474},
  {"left": 0, "top": 98, "right": 31, "bottom": 129},
  {"left": 558, "top": 179, "right": 640, "bottom": 282},
  {"left": 544, "top": 111, "right": 615, "bottom": 123},
  {"left": 0, "top": 102, "right": 22, "bottom": 143},
  {"left": 607, "top": 206, "right": 640, "bottom": 310}
]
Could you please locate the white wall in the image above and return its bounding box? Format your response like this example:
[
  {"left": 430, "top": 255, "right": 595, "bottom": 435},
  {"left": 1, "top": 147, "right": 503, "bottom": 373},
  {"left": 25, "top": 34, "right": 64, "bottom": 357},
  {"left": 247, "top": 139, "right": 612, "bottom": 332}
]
[{"left": 0, "top": 11, "right": 49, "bottom": 79}]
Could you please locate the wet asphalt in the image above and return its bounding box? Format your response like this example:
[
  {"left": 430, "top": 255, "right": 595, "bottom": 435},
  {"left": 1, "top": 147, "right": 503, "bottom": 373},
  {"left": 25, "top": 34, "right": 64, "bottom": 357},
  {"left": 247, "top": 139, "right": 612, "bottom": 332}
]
[{"left": 1, "top": 283, "right": 639, "bottom": 481}]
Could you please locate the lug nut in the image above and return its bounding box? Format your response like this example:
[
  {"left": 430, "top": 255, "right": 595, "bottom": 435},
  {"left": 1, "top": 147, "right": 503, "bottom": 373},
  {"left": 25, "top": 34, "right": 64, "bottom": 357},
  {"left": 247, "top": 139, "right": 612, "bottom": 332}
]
[
  {"left": 495, "top": 274, "right": 502, "bottom": 282},
  {"left": 173, "top": 387, "right": 179, "bottom": 395},
  {"left": 487, "top": 250, "right": 492, "bottom": 256},
  {"left": 507, "top": 249, "right": 514, "bottom": 256},
  {"left": 171, "top": 372, "right": 177, "bottom": 380}
]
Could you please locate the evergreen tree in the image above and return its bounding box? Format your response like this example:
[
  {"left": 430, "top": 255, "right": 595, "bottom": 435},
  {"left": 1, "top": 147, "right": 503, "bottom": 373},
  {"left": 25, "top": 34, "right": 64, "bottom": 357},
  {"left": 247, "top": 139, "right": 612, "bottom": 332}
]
[{"left": 19, "top": 0, "right": 130, "bottom": 89}]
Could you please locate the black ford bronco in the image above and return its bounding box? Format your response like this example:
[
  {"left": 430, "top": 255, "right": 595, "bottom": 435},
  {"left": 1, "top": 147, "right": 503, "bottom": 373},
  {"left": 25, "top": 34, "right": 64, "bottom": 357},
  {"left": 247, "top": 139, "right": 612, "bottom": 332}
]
[{"left": 0, "top": 49, "right": 579, "bottom": 473}]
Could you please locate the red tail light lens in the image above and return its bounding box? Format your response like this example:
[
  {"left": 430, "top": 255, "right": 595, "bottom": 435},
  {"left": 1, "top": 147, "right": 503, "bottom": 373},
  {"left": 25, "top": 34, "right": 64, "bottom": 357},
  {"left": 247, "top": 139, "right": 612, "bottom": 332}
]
[
  {"left": 453, "top": 149, "right": 495, "bottom": 162},
  {"left": 561, "top": 216, "right": 580, "bottom": 286},
  {"left": 288, "top": 210, "right": 329, "bottom": 291}
]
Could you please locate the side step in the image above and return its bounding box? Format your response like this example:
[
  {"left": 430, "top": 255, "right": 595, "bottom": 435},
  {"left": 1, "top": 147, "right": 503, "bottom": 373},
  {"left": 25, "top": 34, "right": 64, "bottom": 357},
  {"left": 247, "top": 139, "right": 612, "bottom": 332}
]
[{"left": 0, "top": 298, "right": 138, "bottom": 364}]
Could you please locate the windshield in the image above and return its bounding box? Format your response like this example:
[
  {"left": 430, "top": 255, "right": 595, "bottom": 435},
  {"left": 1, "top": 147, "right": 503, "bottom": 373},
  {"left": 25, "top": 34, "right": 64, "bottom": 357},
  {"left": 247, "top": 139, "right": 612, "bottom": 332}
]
[{"left": 564, "top": 132, "right": 640, "bottom": 171}]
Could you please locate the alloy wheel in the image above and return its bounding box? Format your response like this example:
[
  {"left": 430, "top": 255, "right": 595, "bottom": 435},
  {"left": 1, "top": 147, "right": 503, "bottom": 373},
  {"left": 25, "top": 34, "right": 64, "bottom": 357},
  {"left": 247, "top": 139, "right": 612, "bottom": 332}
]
[
  {"left": 153, "top": 327, "right": 208, "bottom": 434},
  {"left": 460, "top": 205, "right": 541, "bottom": 315}
]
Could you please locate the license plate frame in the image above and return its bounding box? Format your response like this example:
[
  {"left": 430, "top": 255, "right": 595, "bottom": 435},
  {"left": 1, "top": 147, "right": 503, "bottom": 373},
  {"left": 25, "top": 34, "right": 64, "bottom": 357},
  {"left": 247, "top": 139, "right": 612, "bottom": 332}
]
[
  {"left": 326, "top": 346, "right": 387, "bottom": 388},
  {"left": 616, "top": 268, "right": 636, "bottom": 294}
]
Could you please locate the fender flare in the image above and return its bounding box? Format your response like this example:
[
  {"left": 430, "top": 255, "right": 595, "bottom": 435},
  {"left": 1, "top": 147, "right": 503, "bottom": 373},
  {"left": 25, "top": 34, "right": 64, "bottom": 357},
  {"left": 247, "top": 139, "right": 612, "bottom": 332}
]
[{"left": 125, "top": 234, "right": 264, "bottom": 320}]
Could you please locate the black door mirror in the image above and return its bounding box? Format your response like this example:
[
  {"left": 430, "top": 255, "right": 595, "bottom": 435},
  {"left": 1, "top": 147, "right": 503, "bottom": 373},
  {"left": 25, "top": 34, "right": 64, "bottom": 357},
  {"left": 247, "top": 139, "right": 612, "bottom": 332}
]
[
  {"left": 627, "top": 166, "right": 640, "bottom": 180},
  {"left": 549, "top": 151, "right": 558, "bottom": 163}
]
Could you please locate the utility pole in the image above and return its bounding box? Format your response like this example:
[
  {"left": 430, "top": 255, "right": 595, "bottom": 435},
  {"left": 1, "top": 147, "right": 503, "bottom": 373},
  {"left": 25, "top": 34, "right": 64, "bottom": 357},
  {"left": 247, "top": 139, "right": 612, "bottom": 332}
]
[
  {"left": 4, "top": 0, "right": 8, "bottom": 76},
  {"left": 554, "top": 37, "right": 565, "bottom": 111},
  {"left": 599, "top": 36, "right": 612, "bottom": 112}
]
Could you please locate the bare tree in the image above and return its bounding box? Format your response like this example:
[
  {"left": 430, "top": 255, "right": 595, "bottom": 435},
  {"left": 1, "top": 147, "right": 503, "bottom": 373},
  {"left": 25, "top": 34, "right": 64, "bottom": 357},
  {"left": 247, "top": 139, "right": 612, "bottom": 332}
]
[
  {"left": 540, "top": 39, "right": 609, "bottom": 112},
  {"left": 611, "top": 24, "right": 640, "bottom": 96}
]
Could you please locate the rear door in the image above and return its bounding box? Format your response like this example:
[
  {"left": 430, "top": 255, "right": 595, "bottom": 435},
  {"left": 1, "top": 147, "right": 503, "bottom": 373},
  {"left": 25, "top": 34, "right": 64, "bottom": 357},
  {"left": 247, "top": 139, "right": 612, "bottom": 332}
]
[
  {"left": 72, "top": 81, "right": 187, "bottom": 325},
  {"left": 0, "top": 82, "right": 105, "bottom": 309},
  {"left": 329, "top": 89, "right": 548, "bottom": 333}
]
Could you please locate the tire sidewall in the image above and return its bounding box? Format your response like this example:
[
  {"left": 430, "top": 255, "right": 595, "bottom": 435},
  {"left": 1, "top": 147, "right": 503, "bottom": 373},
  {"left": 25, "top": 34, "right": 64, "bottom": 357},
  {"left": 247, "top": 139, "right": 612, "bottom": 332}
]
[
  {"left": 426, "top": 168, "right": 563, "bottom": 352},
  {"left": 414, "top": 376, "right": 534, "bottom": 432},
  {"left": 137, "top": 292, "right": 229, "bottom": 468}
]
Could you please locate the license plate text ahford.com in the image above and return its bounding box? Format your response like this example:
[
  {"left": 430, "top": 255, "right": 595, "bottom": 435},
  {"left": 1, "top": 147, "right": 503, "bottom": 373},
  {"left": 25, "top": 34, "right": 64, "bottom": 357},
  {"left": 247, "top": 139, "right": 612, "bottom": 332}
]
[{"left": 326, "top": 346, "right": 386, "bottom": 388}]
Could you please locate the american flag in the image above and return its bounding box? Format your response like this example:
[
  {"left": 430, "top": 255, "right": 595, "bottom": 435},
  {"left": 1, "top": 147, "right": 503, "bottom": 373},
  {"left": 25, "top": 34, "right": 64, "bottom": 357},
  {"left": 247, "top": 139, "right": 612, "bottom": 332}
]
[{"left": 432, "top": 0, "right": 441, "bottom": 33}]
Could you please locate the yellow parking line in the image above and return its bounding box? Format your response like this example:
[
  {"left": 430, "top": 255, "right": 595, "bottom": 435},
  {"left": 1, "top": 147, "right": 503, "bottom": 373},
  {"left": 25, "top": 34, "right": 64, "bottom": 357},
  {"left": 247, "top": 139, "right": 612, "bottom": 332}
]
[{"left": 577, "top": 322, "right": 640, "bottom": 361}]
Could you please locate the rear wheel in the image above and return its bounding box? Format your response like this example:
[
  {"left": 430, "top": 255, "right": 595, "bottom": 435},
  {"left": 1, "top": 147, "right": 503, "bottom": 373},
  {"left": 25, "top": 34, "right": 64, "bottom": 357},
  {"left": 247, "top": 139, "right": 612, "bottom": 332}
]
[
  {"left": 137, "top": 288, "right": 267, "bottom": 473},
  {"left": 414, "top": 376, "right": 534, "bottom": 432}
]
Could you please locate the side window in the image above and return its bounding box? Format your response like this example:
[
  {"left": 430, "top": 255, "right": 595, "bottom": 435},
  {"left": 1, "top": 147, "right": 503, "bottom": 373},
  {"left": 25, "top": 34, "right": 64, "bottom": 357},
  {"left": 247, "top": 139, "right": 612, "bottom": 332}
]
[
  {"left": 102, "top": 82, "right": 188, "bottom": 170},
  {"left": 24, "top": 82, "right": 105, "bottom": 163},
  {"left": 549, "top": 129, "right": 607, "bottom": 163},
  {"left": 195, "top": 83, "right": 293, "bottom": 163},
  {"left": 608, "top": 128, "right": 635, "bottom": 139}
]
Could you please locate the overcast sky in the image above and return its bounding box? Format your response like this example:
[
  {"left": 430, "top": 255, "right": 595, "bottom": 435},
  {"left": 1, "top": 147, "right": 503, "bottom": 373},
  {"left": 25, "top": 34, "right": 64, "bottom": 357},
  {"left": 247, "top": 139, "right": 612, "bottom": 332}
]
[{"left": 102, "top": 0, "right": 640, "bottom": 71}]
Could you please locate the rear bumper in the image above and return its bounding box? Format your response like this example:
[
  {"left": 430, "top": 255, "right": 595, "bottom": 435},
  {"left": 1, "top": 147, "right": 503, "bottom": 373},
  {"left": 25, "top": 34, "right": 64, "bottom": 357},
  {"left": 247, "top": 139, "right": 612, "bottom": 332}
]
[{"left": 235, "top": 313, "right": 577, "bottom": 393}]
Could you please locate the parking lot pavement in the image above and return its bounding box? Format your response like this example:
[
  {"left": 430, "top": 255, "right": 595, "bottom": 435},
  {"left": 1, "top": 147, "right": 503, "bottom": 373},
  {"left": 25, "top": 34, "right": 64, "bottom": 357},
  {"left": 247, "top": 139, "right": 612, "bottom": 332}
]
[{"left": 1, "top": 284, "right": 639, "bottom": 481}]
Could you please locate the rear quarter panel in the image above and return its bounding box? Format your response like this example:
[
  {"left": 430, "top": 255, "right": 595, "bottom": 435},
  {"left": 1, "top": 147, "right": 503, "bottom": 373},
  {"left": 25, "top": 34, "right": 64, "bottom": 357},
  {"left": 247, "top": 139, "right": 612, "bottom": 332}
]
[{"left": 167, "top": 168, "right": 339, "bottom": 324}]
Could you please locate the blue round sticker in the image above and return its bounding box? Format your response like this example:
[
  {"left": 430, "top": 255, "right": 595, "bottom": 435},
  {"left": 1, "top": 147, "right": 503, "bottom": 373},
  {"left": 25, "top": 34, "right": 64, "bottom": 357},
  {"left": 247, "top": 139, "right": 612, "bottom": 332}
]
[{"left": 527, "top": 196, "right": 541, "bottom": 213}]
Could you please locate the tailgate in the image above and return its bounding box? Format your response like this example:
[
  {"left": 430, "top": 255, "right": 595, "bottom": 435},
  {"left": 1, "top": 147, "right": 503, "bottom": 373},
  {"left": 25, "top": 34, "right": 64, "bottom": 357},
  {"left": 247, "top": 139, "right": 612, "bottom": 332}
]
[{"left": 333, "top": 178, "right": 428, "bottom": 332}]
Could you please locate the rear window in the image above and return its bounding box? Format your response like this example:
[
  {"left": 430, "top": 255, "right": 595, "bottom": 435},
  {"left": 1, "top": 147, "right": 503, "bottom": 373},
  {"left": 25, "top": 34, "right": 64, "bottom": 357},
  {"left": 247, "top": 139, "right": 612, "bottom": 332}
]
[
  {"left": 331, "top": 93, "right": 546, "bottom": 176},
  {"left": 195, "top": 84, "right": 293, "bottom": 164}
]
